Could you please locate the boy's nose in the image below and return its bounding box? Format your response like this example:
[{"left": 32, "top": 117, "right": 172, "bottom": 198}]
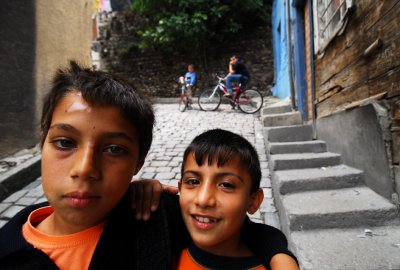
[
  {"left": 70, "top": 146, "right": 101, "bottom": 181},
  {"left": 195, "top": 182, "right": 216, "bottom": 208}
]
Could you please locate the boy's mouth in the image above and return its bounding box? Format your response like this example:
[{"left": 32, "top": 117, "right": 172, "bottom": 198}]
[
  {"left": 193, "top": 215, "right": 218, "bottom": 223},
  {"left": 63, "top": 191, "right": 101, "bottom": 207}
]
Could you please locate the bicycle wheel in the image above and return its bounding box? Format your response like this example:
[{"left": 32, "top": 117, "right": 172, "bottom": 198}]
[
  {"left": 178, "top": 94, "right": 188, "bottom": 112},
  {"left": 198, "top": 89, "right": 221, "bottom": 111},
  {"left": 237, "top": 89, "right": 263, "bottom": 114}
]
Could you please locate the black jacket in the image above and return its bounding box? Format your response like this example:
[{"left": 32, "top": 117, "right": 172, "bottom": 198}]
[{"left": 0, "top": 193, "right": 296, "bottom": 270}]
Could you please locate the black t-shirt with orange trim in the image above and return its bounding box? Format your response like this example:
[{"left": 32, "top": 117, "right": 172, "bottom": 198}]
[{"left": 176, "top": 242, "right": 266, "bottom": 270}]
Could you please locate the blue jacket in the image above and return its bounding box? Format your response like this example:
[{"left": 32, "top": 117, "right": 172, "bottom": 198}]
[{"left": 184, "top": 71, "right": 197, "bottom": 86}]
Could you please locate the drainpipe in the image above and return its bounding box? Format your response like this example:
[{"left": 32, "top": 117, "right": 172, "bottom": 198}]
[
  {"left": 285, "top": 0, "right": 297, "bottom": 110},
  {"left": 308, "top": 0, "right": 317, "bottom": 139}
]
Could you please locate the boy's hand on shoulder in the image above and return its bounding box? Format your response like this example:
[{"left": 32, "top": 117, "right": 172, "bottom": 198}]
[
  {"left": 129, "top": 179, "right": 178, "bottom": 220},
  {"left": 270, "top": 253, "right": 299, "bottom": 270}
]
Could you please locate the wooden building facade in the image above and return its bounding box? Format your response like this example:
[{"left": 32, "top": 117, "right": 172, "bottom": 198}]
[{"left": 273, "top": 0, "right": 400, "bottom": 202}]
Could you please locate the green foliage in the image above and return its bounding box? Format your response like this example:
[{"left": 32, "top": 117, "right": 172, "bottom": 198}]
[{"left": 130, "top": 0, "right": 271, "bottom": 52}]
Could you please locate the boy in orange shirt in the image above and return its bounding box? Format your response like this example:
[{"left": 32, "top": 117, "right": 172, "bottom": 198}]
[
  {"left": 0, "top": 61, "right": 188, "bottom": 269},
  {"left": 177, "top": 129, "right": 299, "bottom": 270}
]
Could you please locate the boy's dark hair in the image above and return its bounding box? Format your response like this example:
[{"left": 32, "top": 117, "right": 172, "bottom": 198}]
[
  {"left": 181, "top": 129, "right": 261, "bottom": 193},
  {"left": 41, "top": 60, "right": 155, "bottom": 160}
]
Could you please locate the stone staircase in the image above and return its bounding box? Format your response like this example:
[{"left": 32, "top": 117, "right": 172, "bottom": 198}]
[{"left": 261, "top": 98, "right": 400, "bottom": 270}]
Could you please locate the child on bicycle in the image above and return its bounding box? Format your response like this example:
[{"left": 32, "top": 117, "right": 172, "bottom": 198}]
[
  {"left": 225, "top": 55, "right": 250, "bottom": 97},
  {"left": 176, "top": 129, "right": 299, "bottom": 269}
]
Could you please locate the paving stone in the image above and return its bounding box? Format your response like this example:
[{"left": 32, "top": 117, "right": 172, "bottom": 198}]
[
  {"left": 249, "top": 209, "right": 261, "bottom": 219},
  {"left": 250, "top": 218, "right": 264, "bottom": 224},
  {"left": 154, "top": 156, "right": 172, "bottom": 161},
  {"left": 172, "top": 157, "right": 182, "bottom": 162},
  {"left": 25, "top": 185, "right": 44, "bottom": 198},
  {"left": 3, "top": 190, "right": 29, "bottom": 203},
  {"left": 22, "top": 178, "right": 42, "bottom": 190},
  {"left": 16, "top": 196, "right": 38, "bottom": 206},
  {"left": 150, "top": 161, "right": 169, "bottom": 167},
  {"left": 172, "top": 167, "right": 181, "bottom": 173},
  {"left": 263, "top": 212, "right": 281, "bottom": 230},
  {"left": 260, "top": 199, "right": 277, "bottom": 213},
  {"left": 0, "top": 220, "right": 7, "bottom": 228},
  {"left": 155, "top": 172, "right": 176, "bottom": 181},
  {"left": 168, "top": 160, "right": 181, "bottom": 167},
  {"left": 35, "top": 197, "right": 47, "bottom": 204},
  {"left": 0, "top": 203, "right": 11, "bottom": 214},
  {"left": 260, "top": 177, "right": 271, "bottom": 188},
  {"left": 142, "top": 167, "right": 156, "bottom": 173},
  {"left": 155, "top": 167, "right": 171, "bottom": 173},
  {"left": 140, "top": 172, "right": 156, "bottom": 179},
  {"left": 168, "top": 180, "right": 180, "bottom": 188},
  {"left": 260, "top": 161, "right": 268, "bottom": 169},
  {"left": 263, "top": 188, "right": 273, "bottom": 198},
  {"left": 159, "top": 180, "right": 170, "bottom": 186},
  {"left": 2, "top": 205, "right": 25, "bottom": 219}
]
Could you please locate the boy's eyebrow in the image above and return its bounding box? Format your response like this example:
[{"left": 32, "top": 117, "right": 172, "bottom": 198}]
[
  {"left": 218, "top": 172, "right": 245, "bottom": 183},
  {"left": 49, "top": 124, "right": 136, "bottom": 142},
  {"left": 105, "top": 132, "right": 136, "bottom": 142},
  {"left": 49, "top": 123, "right": 78, "bottom": 133},
  {"left": 182, "top": 170, "right": 245, "bottom": 183},
  {"left": 182, "top": 170, "right": 201, "bottom": 176}
]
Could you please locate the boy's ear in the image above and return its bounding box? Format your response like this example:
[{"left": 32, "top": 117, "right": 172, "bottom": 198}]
[{"left": 247, "top": 188, "right": 264, "bottom": 215}]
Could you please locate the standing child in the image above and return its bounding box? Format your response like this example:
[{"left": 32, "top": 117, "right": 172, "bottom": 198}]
[
  {"left": 0, "top": 61, "right": 189, "bottom": 269},
  {"left": 184, "top": 64, "right": 197, "bottom": 107},
  {"left": 177, "top": 129, "right": 299, "bottom": 269}
]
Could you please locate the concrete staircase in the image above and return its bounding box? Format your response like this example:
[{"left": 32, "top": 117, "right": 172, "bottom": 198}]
[{"left": 261, "top": 98, "right": 400, "bottom": 270}]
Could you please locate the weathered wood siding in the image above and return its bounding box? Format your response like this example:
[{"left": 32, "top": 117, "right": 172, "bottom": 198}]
[{"left": 314, "top": 0, "right": 400, "bottom": 118}]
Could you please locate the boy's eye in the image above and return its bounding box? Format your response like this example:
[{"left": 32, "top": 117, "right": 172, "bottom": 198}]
[
  {"left": 183, "top": 178, "right": 200, "bottom": 186},
  {"left": 104, "top": 145, "right": 127, "bottom": 155},
  {"left": 219, "top": 182, "right": 235, "bottom": 190},
  {"left": 52, "top": 139, "right": 75, "bottom": 150}
]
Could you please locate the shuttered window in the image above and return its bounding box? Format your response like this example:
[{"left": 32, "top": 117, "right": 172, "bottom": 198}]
[{"left": 313, "top": 0, "right": 354, "bottom": 56}]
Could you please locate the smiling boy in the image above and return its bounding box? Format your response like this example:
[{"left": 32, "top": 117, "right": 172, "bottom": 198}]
[{"left": 177, "top": 129, "right": 299, "bottom": 270}]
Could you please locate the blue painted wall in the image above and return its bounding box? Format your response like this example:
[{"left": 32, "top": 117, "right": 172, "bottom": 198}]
[
  {"left": 291, "top": 3, "right": 308, "bottom": 119},
  {"left": 272, "top": 0, "right": 290, "bottom": 99},
  {"left": 271, "top": 0, "right": 308, "bottom": 119}
]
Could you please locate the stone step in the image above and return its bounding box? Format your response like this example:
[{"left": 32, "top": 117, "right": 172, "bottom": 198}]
[
  {"left": 262, "top": 96, "right": 281, "bottom": 107},
  {"left": 270, "top": 152, "right": 341, "bottom": 171},
  {"left": 273, "top": 165, "right": 364, "bottom": 194},
  {"left": 268, "top": 140, "right": 327, "bottom": 154},
  {"left": 263, "top": 125, "right": 313, "bottom": 143},
  {"left": 280, "top": 187, "right": 399, "bottom": 231},
  {"left": 261, "top": 103, "right": 292, "bottom": 115},
  {"left": 261, "top": 111, "right": 302, "bottom": 127},
  {"left": 290, "top": 226, "right": 400, "bottom": 270}
]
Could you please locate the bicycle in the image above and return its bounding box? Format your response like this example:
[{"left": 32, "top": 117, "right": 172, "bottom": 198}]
[
  {"left": 198, "top": 74, "right": 263, "bottom": 114},
  {"left": 177, "top": 76, "right": 191, "bottom": 112}
]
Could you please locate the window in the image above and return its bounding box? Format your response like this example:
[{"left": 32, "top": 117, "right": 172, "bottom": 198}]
[{"left": 313, "top": 0, "right": 354, "bottom": 56}]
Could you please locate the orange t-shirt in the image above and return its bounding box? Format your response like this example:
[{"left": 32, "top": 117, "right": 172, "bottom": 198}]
[
  {"left": 176, "top": 246, "right": 266, "bottom": 270},
  {"left": 22, "top": 206, "right": 105, "bottom": 270}
]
